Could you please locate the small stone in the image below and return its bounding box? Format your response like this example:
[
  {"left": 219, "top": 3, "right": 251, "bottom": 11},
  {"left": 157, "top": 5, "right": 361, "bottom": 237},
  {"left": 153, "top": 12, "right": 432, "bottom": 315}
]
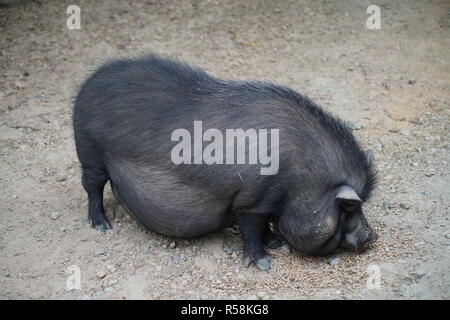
[
  {"left": 155, "top": 266, "right": 163, "bottom": 272},
  {"left": 143, "top": 249, "right": 150, "bottom": 255},
  {"left": 0, "top": 126, "right": 22, "bottom": 140},
  {"left": 169, "top": 241, "right": 176, "bottom": 249},
  {"left": 14, "top": 81, "right": 27, "bottom": 89},
  {"left": 103, "top": 287, "right": 114, "bottom": 293},
  {"left": 383, "top": 201, "right": 394, "bottom": 209},
  {"left": 50, "top": 212, "right": 61, "bottom": 220},
  {"left": 55, "top": 175, "right": 67, "bottom": 182},
  {"left": 399, "top": 130, "right": 410, "bottom": 136},
  {"left": 231, "top": 251, "right": 238, "bottom": 259},
  {"left": 426, "top": 148, "right": 437, "bottom": 155},
  {"left": 415, "top": 270, "right": 426, "bottom": 279},
  {"left": 257, "top": 291, "right": 266, "bottom": 299},
  {"left": 246, "top": 295, "right": 258, "bottom": 300},
  {"left": 280, "top": 244, "right": 291, "bottom": 254},
  {"left": 407, "top": 79, "right": 416, "bottom": 85},
  {"left": 234, "top": 266, "right": 240, "bottom": 273},
  {"left": 424, "top": 170, "right": 435, "bottom": 177},
  {"left": 116, "top": 44, "right": 126, "bottom": 50},
  {"left": 106, "top": 264, "right": 116, "bottom": 273},
  {"left": 223, "top": 247, "right": 234, "bottom": 254},
  {"left": 328, "top": 256, "right": 341, "bottom": 265},
  {"left": 399, "top": 203, "right": 410, "bottom": 210},
  {"left": 344, "top": 122, "right": 360, "bottom": 130},
  {"left": 445, "top": 234, "right": 450, "bottom": 240},
  {"left": 95, "top": 248, "right": 107, "bottom": 256},
  {"left": 64, "top": 287, "right": 73, "bottom": 292},
  {"left": 96, "top": 270, "right": 107, "bottom": 279},
  {"left": 409, "top": 117, "right": 423, "bottom": 125},
  {"left": 108, "top": 279, "right": 119, "bottom": 286}
]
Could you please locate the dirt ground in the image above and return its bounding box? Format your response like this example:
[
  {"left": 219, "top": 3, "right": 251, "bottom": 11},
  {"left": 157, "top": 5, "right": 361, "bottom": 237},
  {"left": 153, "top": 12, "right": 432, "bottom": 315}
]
[{"left": 0, "top": 0, "right": 449, "bottom": 300}]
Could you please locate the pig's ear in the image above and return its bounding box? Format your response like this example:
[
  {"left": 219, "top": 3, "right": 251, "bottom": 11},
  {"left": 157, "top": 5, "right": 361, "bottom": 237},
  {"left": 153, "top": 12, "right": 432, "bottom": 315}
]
[{"left": 335, "top": 185, "right": 361, "bottom": 211}]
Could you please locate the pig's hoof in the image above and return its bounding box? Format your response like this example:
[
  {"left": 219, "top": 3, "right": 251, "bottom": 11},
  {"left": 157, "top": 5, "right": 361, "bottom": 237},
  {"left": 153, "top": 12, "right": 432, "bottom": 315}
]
[
  {"left": 265, "top": 238, "right": 283, "bottom": 249},
  {"left": 255, "top": 256, "right": 272, "bottom": 271},
  {"left": 243, "top": 255, "right": 272, "bottom": 271},
  {"left": 88, "top": 214, "right": 112, "bottom": 232},
  {"left": 263, "top": 231, "right": 285, "bottom": 249}
]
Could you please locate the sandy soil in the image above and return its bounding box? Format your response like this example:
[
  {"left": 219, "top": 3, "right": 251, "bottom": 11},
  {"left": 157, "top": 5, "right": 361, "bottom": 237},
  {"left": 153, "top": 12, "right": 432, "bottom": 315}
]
[{"left": 0, "top": 0, "right": 449, "bottom": 300}]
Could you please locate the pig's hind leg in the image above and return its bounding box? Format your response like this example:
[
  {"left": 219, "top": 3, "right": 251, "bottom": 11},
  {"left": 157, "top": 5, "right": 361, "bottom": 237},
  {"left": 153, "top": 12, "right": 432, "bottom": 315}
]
[
  {"left": 77, "top": 138, "right": 112, "bottom": 232},
  {"left": 263, "top": 223, "right": 285, "bottom": 249},
  {"left": 236, "top": 213, "right": 273, "bottom": 271}
]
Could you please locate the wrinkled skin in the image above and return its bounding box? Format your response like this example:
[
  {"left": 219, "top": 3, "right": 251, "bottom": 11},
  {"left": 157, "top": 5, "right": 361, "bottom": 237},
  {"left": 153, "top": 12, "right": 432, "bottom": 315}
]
[{"left": 73, "top": 55, "right": 378, "bottom": 271}]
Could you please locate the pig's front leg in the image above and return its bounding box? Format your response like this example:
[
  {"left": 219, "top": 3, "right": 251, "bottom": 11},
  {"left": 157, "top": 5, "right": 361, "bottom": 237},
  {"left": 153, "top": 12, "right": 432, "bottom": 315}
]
[{"left": 236, "top": 213, "right": 273, "bottom": 271}]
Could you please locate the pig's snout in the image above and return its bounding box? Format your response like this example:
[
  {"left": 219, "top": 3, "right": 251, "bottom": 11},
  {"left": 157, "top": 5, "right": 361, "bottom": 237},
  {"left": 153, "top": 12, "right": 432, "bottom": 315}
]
[
  {"left": 366, "top": 229, "right": 379, "bottom": 245},
  {"left": 339, "top": 227, "right": 379, "bottom": 251}
]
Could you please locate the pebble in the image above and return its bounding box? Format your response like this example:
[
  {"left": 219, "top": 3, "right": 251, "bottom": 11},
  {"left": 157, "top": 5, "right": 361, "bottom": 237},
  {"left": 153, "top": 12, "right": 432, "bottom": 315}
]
[
  {"left": 0, "top": 126, "right": 23, "bottom": 140},
  {"left": 96, "top": 270, "right": 107, "bottom": 279},
  {"left": 50, "top": 212, "right": 61, "bottom": 220},
  {"left": 328, "top": 256, "right": 341, "bottom": 265},
  {"left": 280, "top": 244, "right": 291, "bottom": 254},
  {"left": 344, "top": 122, "right": 360, "bottom": 130},
  {"left": 104, "top": 287, "right": 114, "bottom": 293},
  {"left": 246, "top": 295, "right": 258, "bottom": 300},
  {"left": 445, "top": 234, "right": 450, "bottom": 240},
  {"left": 95, "top": 248, "right": 107, "bottom": 256},
  {"left": 409, "top": 117, "right": 423, "bottom": 125},
  {"left": 399, "top": 203, "right": 410, "bottom": 210},
  {"left": 55, "top": 175, "right": 67, "bottom": 182},
  {"left": 257, "top": 291, "right": 266, "bottom": 299},
  {"left": 231, "top": 251, "right": 238, "bottom": 259},
  {"left": 399, "top": 130, "right": 410, "bottom": 136},
  {"left": 234, "top": 266, "right": 240, "bottom": 273},
  {"left": 424, "top": 170, "right": 435, "bottom": 177},
  {"left": 106, "top": 264, "right": 116, "bottom": 273},
  {"left": 108, "top": 279, "right": 119, "bottom": 286},
  {"left": 14, "top": 81, "right": 27, "bottom": 89},
  {"left": 223, "top": 247, "right": 234, "bottom": 254},
  {"left": 426, "top": 148, "right": 437, "bottom": 155},
  {"left": 407, "top": 79, "right": 416, "bottom": 85},
  {"left": 383, "top": 201, "right": 395, "bottom": 209},
  {"left": 415, "top": 270, "right": 426, "bottom": 279},
  {"left": 155, "top": 266, "right": 163, "bottom": 272},
  {"left": 169, "top": 241, "right": 176, "bottom": 249}
]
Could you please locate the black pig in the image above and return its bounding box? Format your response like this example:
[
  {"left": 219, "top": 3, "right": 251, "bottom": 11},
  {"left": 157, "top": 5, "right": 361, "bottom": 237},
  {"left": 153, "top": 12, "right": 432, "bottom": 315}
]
[{"left": 73, "top": 55, "right": 378, "bottom": 270}]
